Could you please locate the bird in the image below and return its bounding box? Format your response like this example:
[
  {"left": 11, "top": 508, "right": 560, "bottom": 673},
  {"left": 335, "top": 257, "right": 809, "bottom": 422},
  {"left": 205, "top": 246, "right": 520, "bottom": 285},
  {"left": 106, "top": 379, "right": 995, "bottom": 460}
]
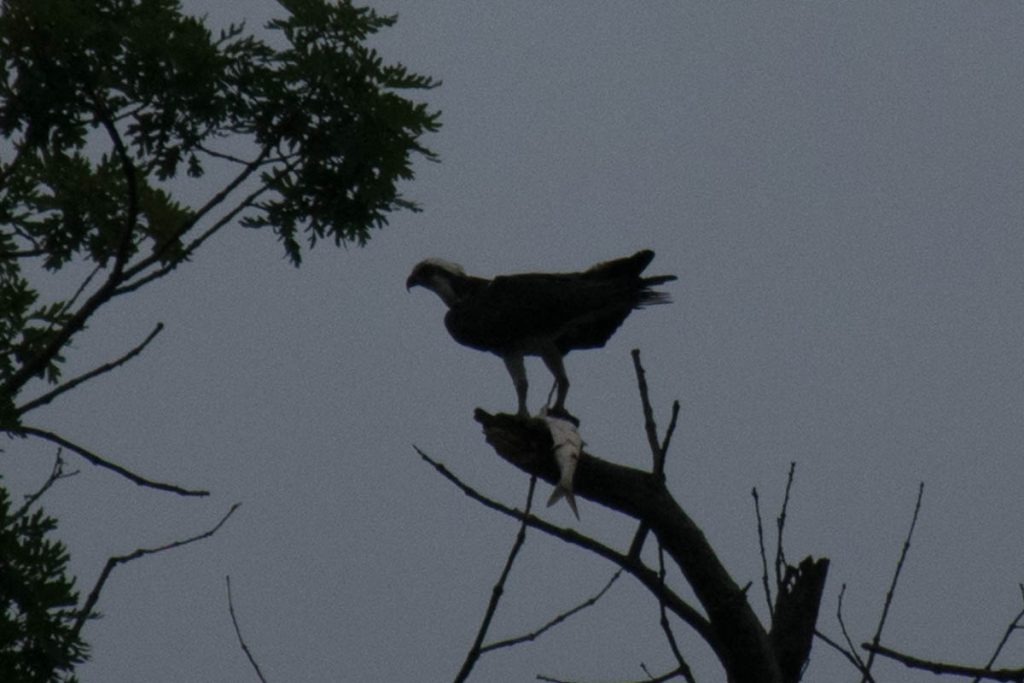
[{"left": 406, "top": 249, "right": 676, "bottom": 420}]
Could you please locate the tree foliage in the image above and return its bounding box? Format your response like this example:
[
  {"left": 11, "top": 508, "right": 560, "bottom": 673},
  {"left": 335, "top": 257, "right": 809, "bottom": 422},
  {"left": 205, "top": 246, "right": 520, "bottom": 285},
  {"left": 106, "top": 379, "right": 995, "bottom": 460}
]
[
  {"left": 0, "top": 0, "right": 439, "bottom": 421},
  {"left": 0, "top": 0, "right": 439, "bottom": 677},
  {"left": 0, "top": 479, "right": 88, "bottom": 683}
]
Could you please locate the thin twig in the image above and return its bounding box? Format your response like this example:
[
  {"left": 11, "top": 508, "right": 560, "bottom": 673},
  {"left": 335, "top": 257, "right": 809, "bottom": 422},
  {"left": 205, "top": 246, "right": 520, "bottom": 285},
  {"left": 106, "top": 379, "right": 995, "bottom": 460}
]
[
  {"left": 227, "top": 576, "right": 270, "bottom": 683},
  {"left": 861, "top": 481, "right": 925, "bottom": 681},
  {"left": 18, "top": 323, "right": 164, "bottom": 414},
  {"left": 73, "top": 503, "right": 240, "bottom": 638},
  {"left": 657, "top": 543, "right": 697, "bottom": 683},
  {"left": 630, "top": 349, "right": 663, "bottom": 477},
  {"left": 114, "top": 181, "right": 273, "bottom": 297},
  {"left": 19, "top": 426, "right": 209, "bottom": 497},
  {"left": 815, "top": 629, "right": 874, "bottom": 680},
  {"left": 14, "top": 449, "right": 78, "bottom": 518},
  {"left": 628, "top": 350, "right": 677, "bottom": 561},
  {"left": 751, "top": 487, "right": 773, "bottom": 619},
  {"left": 658, "top": 400, "right": 681, "bottom": 467},
  {"left": 414, "top": 446, "right": 713, "bottom": 643},
  {"left": 454, "top": 477, "right": 537, "bottom": 683},
  {"left": 863, "top": 642, "right": 1024, "bottom": 682},
  {"left": 58, "top": 264, "right": 104, "bottom": 328},
  {"left": 774, "top": 462, "right": 796, "bottom": 594},
  {"left": 482, "top": 570, "right": 622, "bottom": 653},
  {"left": 119, "top": 146, "right": 273, "bottom": 283},
  {"left": 836, "top": 583, "right": 867, "bottom": 673},
  {"left": 540, "top": 665, "right": 691, "bottom": 683},
  {"left": 973, "top": 585, "right": 1024, "bottom": 683},
  {"left": 90, "top": 91, "right": 140, "bottom": 282}
]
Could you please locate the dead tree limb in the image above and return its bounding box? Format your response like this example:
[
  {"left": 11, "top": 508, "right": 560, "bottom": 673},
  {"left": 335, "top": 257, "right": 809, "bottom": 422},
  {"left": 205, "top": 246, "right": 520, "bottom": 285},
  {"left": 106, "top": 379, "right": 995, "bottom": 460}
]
[{"left": 474, "top": 409, "right": 828, "bottom": 683}]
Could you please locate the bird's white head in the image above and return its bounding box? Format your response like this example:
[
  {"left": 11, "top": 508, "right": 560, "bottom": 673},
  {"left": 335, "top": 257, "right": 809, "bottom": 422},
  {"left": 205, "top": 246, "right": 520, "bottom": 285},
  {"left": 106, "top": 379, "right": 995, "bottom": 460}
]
[{"left": 406, "top": 258, "right": 467, "bottom": 307}]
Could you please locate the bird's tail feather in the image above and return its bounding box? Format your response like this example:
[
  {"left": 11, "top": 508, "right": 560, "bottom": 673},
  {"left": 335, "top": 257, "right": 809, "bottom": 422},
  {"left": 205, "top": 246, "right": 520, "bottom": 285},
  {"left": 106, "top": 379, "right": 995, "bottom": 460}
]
[
  {"left": 644, "top": 274, "right": 677, "bottom": 286},
  {"left": 639, "top": 275, "right": 677, "bottom": 306}
]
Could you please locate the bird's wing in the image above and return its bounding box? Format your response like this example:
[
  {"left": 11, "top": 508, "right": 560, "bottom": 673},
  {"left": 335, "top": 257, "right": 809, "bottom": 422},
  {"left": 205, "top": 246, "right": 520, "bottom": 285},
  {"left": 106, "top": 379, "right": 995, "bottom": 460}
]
[{"left": 445, "top": 272, "right": 635, "bottom": 353}]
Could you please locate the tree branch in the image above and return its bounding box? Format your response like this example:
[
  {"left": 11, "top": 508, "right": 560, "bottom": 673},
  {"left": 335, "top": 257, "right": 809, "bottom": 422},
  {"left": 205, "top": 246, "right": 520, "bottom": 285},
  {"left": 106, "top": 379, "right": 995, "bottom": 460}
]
[
  {"left": 0, "top": 91, "right": 151, "bottom": 395},
  {"left": 18, "top": 426, "right": 209, "bottom": 497},
  {"left": 481, "top": 570, "right": 622, "bottom": 654},
  {"left": 626, "top": 351, "right": 679, "bottom": 562},
  {"left": 470, "top": 410, "right": 783, "bottom": 683},
  {"left": 454, "top": 477, "right": 537, "bottom": 683},
  {"left": 861, "top": 482, "right": 924, "bottom": 681},
  {"left": 815, "top": 628, "right": 874, "bottom": 681},
  {"left": 227, "top": 575, "right": 270, "bottom": 683},
  {"left": 13, "top": 449, "right": 78, "bottom": 519},
  {"left": 630, "top": 349, "right": 665, "bottom": 478},
  {"left": 836, "top": 584, "right": 869, "bottom": 676},
  {"left": 415, "top": 445, "right": 713, "bottom": 647},
  {"left": 657, "top": 543, "right": 697, "bottom": 683},
  {"left": 863, "top": 642, "right": 1024, "bottom": 682},
  {"left": 659, "top": 400, "right": 681, "bottom": 466},
  {"left": 73, "top": 503, "right": 240, "bottom": 638},
  {"left": 114, "top": 180, "right": 274, "bottom": 298},
  {"left": 774, "top": 462, "right": 796, "bottom": 597},
  {"left": 752, "top": 487, "right": 773, "bottom": 619},
  {"left": 769, "top": 555, "right": 830, "bottom": 683},
  {"left": 119, "top": 146, "right": 275, "bottom": 286},
  {"left": 18, "top": 322, "right": 164, "bottom": 415},
  {"left": 974, "top": 586, "right": 1024, "bottom": 683}
]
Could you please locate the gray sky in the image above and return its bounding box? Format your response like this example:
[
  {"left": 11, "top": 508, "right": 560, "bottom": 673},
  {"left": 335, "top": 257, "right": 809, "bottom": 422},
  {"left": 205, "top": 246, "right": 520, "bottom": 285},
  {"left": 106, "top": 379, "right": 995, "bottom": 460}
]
[{"left": 7, "top": 2, "right": 1024, "bottom": 681}]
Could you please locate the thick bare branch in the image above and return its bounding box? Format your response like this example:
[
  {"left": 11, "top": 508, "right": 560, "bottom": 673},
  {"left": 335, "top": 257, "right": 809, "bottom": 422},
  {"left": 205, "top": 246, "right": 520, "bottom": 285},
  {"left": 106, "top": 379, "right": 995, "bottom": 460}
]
[
  {"left": 769, "top": 556, "right": 830, "bottom": 683},
  {"left": 472, "top": 410, "right": 783, "bottom": 683}
]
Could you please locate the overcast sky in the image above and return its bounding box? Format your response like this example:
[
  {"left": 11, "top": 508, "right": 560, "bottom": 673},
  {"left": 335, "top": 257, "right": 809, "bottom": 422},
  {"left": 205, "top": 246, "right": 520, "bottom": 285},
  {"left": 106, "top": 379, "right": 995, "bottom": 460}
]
[{"left": 7, "top": 2, "right": 1024, "bottom": 681}]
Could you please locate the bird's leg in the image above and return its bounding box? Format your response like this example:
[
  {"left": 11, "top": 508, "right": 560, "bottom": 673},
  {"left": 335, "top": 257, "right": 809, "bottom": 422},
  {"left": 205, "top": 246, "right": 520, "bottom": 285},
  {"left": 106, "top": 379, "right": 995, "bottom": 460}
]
[
  {"left": 503, "top": 353, "right": 529, "bottom": 417},
  {"left": 541, "top": 350, "right": 570, "bottom": 415}
]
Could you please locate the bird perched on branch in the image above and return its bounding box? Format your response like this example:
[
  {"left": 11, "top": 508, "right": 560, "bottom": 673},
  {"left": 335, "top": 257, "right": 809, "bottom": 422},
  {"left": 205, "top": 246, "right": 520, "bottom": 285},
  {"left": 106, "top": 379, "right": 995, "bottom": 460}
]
[{"left": 406, "top": 249, "right": 676, "bottom": 420}]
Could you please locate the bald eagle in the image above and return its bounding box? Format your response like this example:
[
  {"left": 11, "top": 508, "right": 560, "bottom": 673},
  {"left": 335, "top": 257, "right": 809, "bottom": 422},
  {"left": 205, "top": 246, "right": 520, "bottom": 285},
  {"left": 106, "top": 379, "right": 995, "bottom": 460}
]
[{"left": 406, "top": 249, "right": 676, "bottom": 419}]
